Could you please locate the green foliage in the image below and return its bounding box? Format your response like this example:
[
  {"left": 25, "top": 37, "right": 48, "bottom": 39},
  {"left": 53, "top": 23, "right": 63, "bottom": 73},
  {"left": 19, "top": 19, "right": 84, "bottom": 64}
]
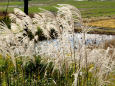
[
  {"left": 36, "top": 27, "right": 47, "bottom": 41},
  {"left": 0, "top": 56, "right": 73, "bottom": 86},
  {"left": 0, "top": 16, "right": 11, "bottom": 29},
  {"left": 0, "top": 55, "right": 115, "bottom": 86}
]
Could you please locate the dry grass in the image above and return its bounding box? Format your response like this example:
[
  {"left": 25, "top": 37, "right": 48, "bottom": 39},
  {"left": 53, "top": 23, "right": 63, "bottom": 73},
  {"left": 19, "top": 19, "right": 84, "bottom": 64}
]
[
  {"left": 88, "top": 19, "right": 115, "bottom": 29},
  {"left": 103, "top": 39, "right": 115, "bottom": 49}
]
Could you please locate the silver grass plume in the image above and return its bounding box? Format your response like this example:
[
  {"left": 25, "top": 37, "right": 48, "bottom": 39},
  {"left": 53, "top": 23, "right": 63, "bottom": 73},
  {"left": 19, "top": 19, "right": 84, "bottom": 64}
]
[
  {"left": 33, "top": 9, "right": 60, "bottom": 38},
  {"left": 56, "top": 4, "right": 82, "bottom": 33}
]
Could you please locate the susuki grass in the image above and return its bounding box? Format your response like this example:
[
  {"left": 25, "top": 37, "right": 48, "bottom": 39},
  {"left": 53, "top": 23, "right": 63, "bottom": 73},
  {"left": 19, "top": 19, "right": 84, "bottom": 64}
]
[{"left": 0, "top": 4, "right": 115, "bottom": 86}]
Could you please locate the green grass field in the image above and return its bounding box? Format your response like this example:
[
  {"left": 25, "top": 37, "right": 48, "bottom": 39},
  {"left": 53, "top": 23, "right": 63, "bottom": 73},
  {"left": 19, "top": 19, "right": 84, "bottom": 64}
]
[{"left": 0, "top": 0, "right": 115, "bottom": 18}]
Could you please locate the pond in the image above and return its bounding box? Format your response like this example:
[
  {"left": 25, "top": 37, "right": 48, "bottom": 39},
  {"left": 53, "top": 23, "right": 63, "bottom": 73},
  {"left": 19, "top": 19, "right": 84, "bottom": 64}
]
[{"left": 37, "top": 33, "right": 115, "bottom": 55}]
